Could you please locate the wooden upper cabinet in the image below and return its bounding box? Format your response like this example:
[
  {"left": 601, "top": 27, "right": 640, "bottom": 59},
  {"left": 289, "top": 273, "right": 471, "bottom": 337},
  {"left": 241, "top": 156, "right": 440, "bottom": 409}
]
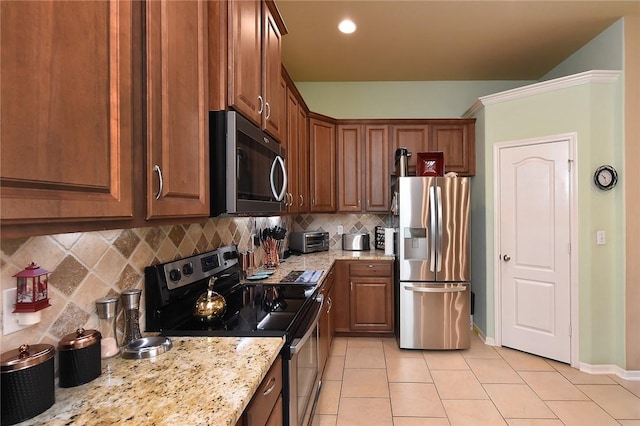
[
  {"left": 391, "top": 124, "right": 430, "bottom": 175},
  {"left": 337, "top": 125, "right": 362, "bottom": 212},
  {"left": 337, "top": 124, "right": 390, "bottom": 213},
  {"left": 298, "top": 108, "right": 310, "bottom": 213},
  {"left": 227, "top": 0, "right": 261, "bottom": 125},
  {"left": 391, "top": 120, "right": 476, "bottom": 176},
  {"left": 430, "top": 122, "right": 475, "bottom": 176},
  {"left": 262, "top": 4, "right": 285, "bottom": 141},
  {"left": 285, "top": 86, "right": 300, "bottom": 214},
  {"left": 0, "top": 0, "right": 134, "bottom": 223},
  {"left": 146, "top": 0, "right": 209, "bottom": 219},
  {"left": 309, "top": 117, "right": 336, "bottom": 212},
  {"left": 228, "top": 0, "right": 286, "bottom": 142},
  {"left": 364, "top": 125, "right": 390, "bottom": 212}
]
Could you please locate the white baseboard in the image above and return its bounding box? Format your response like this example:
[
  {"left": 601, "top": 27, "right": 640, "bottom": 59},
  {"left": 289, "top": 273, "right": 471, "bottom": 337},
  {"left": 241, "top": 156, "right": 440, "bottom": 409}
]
[
  {"left": 579, "top": 362, "right": 640, "bottom": 381},
  {"left": 472, "top": 324, "right": 496, "bottom": 346}
]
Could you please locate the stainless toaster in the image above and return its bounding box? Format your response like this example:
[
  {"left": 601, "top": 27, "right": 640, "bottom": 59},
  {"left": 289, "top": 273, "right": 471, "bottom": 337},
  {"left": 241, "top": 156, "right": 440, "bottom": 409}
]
[
  {"left": 342, "top": 233, "right": 370, "bottom": 251},
  {"left": 289, "top": 231, "right": 329, "bottom": 254}
]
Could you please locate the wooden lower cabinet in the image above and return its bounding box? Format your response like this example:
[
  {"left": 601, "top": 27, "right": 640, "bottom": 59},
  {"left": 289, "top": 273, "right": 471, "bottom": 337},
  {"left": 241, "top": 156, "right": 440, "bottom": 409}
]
[
  {"left": 319, "top": 266, "right": 336, "bottom": 374},
  {"left": 334, "top": 260, "right": 394, "bottom": 334},
  {"left": 243, "top": 356, "right": 282, "bottom": 426}
]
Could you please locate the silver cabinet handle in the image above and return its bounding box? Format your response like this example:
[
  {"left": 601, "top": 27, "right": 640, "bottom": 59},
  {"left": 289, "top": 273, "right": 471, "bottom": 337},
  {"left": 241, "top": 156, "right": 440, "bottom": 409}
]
[
  {"left": 327, "top": 297, "right": 333, "bottom": 313},
  {"left": 299, "top": 194, "right": 304, "bottom": 207},
  {"left": 258, "top": 95, "right": 264, "bottom": 114},
  {"left": 153, "top": 165, "right": 163, "bottom": 200},
  {"left": 503, "top": 254, "right": 511, "bottom": 262},
  {"left": 262, "top": 376, "right": 277, "bottom": 396},
  {"left": 265, "top": 102, "right": 271, "bottom": 120},
  {"left": 404, "top": 285, "right": 466, "bottom": 293}
]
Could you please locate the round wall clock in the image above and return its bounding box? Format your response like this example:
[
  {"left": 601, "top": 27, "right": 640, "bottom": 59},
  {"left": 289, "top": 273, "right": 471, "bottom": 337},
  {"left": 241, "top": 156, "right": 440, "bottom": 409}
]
[{"left": 594, "top": 165, "right": 618, "bottom": 190}]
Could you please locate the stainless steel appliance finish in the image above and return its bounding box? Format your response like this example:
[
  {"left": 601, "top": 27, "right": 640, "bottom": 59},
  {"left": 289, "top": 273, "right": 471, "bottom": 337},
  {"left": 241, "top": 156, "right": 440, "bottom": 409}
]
[
  {"left": 394, "top": 177, "right": 471, "bottom": 350},
  {"left": 210, "top": 110, "right": 287, "bottom": 216},
  {"left": 289, "top": 294, "right": 323, "bottom": 426},
  {"left": 289, "top": 231, "right": 329, "bottom": 254},
  {"left": 341, "top": 233, "right": 370, "bottom": 251},
  {"left": 144, "top": 245, "right": 323, "bottom": 426}
]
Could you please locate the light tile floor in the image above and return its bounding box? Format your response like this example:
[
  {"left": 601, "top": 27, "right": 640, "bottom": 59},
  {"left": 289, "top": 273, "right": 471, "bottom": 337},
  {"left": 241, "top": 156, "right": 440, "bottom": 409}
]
[{"left": 311, "top": 334, "right": 640, "bottom": 426}]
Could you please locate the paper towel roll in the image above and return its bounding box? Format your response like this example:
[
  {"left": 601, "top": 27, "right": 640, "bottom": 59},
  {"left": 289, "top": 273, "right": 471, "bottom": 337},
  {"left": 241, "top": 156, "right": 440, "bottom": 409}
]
[{"left": 384, "top": 228, "right": 395, "bottom": 255}]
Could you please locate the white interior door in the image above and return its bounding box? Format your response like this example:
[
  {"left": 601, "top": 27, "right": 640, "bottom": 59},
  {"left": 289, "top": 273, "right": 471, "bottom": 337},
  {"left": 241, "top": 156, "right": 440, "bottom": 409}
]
[{"left": 498, "top": 139, "right": 572, "bottom": 363}]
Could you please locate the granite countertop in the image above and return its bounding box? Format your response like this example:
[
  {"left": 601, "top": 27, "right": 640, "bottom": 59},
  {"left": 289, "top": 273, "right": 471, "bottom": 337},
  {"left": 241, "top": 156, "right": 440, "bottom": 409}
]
[
  {"left": 22, "top": 337, "right": 284, "bottom": 426},
  {"left": 22, "top": 250, "right": 391, "bottom": 426},
  {"left": 245, "top": 249, "right": 394, "bottom": 285}
]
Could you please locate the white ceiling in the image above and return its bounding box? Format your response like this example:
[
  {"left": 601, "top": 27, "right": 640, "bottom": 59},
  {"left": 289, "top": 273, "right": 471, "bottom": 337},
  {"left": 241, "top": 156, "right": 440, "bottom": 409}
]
[{"left": 277, "top": 0, "right": 640, "bottom": 82}]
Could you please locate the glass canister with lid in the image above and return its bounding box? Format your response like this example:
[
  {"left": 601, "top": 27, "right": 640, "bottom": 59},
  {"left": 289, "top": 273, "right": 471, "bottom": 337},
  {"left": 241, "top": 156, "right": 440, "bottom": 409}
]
[{"left": 96, "top": 296, "right": 120, "bottom": 358}]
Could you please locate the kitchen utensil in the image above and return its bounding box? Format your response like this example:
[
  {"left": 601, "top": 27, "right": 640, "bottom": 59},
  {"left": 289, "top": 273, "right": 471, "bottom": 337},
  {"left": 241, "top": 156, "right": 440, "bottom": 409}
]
[
  {"left": 194, "top": 277, "right": 227, "bottom": 322},
  {"left": 121, "top": 336, "right": 172, "bottom": 360},
  {"left": 121, "top": 289, "right": 142, "bottom": 347},
  {"left": 1, "top": 344, "right": 55, "bottom": 425},
  {"left": 58, "top": 328, "right": 102, "bottom": 388}
]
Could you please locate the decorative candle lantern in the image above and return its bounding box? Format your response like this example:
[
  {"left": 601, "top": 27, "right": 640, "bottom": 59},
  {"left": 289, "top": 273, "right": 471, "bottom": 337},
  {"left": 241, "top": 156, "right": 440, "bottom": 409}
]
[{"left": 12, "top": 263, "right": 51, "bottom": 325}]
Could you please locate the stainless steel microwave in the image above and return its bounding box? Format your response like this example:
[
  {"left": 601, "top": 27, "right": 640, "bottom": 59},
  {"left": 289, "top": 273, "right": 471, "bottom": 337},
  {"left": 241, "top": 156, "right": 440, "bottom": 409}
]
[{"left": 210, "top": 111, "right": 287, "bottom": 216}]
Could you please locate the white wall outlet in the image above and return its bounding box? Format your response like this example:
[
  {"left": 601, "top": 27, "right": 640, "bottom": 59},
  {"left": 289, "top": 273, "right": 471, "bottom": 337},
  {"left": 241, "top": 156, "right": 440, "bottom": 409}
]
[
  {"left": 337, "top": 225, "right": 344, "bottom": 235},
  {"left": 596, "top": 230, "right": 606, "bottom": 245},
  {"left": 2, "top": 288, "right": 33, "bottom": 335}
]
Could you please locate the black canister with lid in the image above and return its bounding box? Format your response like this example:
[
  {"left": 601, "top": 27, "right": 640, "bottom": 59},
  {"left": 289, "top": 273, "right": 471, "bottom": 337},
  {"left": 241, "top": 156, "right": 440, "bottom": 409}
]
[
  {"left": 57, "top": 328, "right": 101, "bottom": 388},
  {"left": 1, "top": 343, "right": 55, "bottom": 425}
]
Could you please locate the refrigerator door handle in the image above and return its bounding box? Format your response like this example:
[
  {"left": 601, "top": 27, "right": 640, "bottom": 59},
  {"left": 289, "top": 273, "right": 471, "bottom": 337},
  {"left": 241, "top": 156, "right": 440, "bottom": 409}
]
[
  {"left": 429, "top": 186, "right": 437, "bottom": 272},
  {"left": 436, "top": 185, "right": 443, "bottom": 272},
  {"left": 404, "top": 285, "right": 466, "bottom": 293}
]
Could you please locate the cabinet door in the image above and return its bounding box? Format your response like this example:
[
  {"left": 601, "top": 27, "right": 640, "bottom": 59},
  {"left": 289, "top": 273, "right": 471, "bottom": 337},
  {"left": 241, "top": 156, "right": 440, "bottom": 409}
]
[
  {"left": 350, "top": 276, "right": 393, "bottom": 332},
  {"left": 228, "top": 0, "right": 261, "bottom": 125},
  {"left": 298, "top": 109, "right": 310, "bottom": 213},
  {"left": 1, "top": 1, "right": 133, "bottom": 222},
  {"left": 309, "top": 118, "right": 336, "bottom": 212},
  {"left": 430, "top": 123, "right": 476, "bottom": 176},
  {"left": 285, "top": 87, "right": 300, "bottom": 214},
  {"left": 337, "top": 125, "right": 362, "bottom": 212},
  {"left": 319, "top": 266, "right": 336, "bottom": 374},
  {"left": 391, "top": 124, "right": 429, "bottom": 175},
  {"left": 146, "top": 0, "right": 209, "bottom": 219},
  {"left": 333, "top": 261, "right": 351, "bottom": 333},
  {"left": 364, "top": 125, "right": 390, "bottom": 212},
  {"left": 262, "top": 4, "right": 284, "bottom": 141}
]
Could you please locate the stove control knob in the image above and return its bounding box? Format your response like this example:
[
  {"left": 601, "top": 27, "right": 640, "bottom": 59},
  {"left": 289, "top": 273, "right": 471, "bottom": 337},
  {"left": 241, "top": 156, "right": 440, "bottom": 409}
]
[
  {"left": 182, "top": 262, "right": 194, "bottom": 276},
  {"left": 169, "top": 268, "right": 182, "bottom": 282}
]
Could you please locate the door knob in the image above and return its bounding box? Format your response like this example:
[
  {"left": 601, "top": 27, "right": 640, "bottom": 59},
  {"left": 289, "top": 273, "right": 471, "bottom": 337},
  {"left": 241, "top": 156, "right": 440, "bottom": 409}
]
[{"left": 503, "top": 254, "right": 511, "bottom": 262}]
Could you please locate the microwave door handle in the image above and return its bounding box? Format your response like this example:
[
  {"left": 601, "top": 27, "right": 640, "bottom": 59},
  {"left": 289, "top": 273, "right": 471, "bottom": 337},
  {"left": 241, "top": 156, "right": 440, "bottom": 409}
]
[{"left": 270, "top": 155, "right": 287, "bottom": 201}]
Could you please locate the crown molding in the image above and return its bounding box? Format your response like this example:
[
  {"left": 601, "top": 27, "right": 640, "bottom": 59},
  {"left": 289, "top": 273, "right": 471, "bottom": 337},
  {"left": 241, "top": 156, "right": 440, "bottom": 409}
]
[{"left": 462, "top": 70, "right": 622, "bottom": 118}]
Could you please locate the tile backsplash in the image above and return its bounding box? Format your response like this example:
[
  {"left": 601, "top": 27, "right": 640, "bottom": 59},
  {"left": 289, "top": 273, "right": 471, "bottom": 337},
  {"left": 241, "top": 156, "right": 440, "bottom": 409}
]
[{"left": 0, "top": 213, "right": 388, "bottom": 351}]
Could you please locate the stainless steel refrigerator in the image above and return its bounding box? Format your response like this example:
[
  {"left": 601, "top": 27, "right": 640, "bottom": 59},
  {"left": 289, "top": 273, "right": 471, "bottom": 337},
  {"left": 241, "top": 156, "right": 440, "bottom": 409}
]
[{"left": 392, "top": 176, "right": 471, "bottom": 350}]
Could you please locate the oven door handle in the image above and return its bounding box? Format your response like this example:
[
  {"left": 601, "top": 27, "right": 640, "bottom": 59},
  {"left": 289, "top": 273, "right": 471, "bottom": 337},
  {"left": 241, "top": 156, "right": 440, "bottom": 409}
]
[{"left": 290, "top": 295, "right": 324, "bottom": 355}]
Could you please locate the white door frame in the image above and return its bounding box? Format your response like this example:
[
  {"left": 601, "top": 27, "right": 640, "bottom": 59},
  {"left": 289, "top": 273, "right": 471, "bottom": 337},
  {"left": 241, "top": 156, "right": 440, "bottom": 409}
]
[{"left": 493, "top": 132, "right": 579, "bottom": 367}]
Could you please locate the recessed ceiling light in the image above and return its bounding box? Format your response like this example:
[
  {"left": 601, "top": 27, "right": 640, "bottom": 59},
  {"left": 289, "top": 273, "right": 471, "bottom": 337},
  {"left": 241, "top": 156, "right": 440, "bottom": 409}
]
[{"left": 338, "top": 19, "right": 356, "bottom": 34}]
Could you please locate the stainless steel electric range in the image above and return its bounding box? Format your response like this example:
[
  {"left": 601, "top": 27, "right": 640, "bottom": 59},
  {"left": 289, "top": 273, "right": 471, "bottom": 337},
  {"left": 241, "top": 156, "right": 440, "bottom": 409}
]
[{"left": 144, "top": 245, "right": 323, "bottom": 426}]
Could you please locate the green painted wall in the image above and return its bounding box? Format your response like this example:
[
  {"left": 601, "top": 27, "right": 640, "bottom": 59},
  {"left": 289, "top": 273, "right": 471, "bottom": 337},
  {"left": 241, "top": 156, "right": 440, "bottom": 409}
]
[
  {"left": 295, "top": 81, "right": 534, "bottom": 119},
  {"left": 473, "top": 79, "right": 624, "bottom": 366}
]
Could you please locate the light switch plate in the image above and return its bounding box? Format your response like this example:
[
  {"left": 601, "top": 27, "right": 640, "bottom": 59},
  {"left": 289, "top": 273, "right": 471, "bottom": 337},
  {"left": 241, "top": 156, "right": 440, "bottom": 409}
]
[
  {"left": 3, "top": 288, "right": 32, "bottom": 335},
  {"left": 337, "top": 225, "right": 344, "bottom": 235}
]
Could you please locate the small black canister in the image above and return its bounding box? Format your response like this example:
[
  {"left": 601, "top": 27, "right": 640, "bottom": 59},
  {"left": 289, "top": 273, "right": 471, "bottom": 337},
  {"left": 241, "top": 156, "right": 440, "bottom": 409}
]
[
  {"left": 1, "top": 343, "right": 55, "bottom": 425},
  {"left": 57, "top": 328, "right": 101, "bottom": 388}
]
